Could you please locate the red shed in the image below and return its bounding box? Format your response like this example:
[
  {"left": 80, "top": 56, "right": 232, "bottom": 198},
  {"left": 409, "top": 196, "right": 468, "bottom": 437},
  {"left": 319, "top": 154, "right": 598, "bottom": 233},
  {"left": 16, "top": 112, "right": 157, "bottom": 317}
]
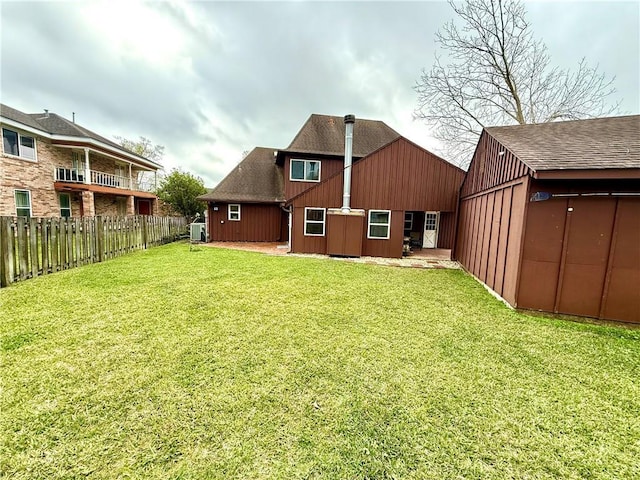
[{"left": 455, "top": 115, "right": 640, "bottom": 324}]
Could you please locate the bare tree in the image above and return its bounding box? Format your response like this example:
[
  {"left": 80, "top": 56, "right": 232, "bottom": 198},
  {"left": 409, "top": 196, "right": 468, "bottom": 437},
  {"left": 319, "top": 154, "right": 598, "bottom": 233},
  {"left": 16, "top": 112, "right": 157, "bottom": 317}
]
[
  {"left": 414, "top": 0, "right": 619, "bottom": 167},
  {"left": 115, "top": 136, "right": 165, "bottom": 163}
]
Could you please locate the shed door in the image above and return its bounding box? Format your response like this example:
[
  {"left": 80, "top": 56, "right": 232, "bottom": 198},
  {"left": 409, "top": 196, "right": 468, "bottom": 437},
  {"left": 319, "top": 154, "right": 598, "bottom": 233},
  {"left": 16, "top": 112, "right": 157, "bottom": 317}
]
[{"left": 423, "top": 211, "right": 439, "bottom": 248}]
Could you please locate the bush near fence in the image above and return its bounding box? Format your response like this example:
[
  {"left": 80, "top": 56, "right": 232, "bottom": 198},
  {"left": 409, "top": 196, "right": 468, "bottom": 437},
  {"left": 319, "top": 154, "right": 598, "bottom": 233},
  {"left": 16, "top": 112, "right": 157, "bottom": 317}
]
[{"left": 0, "top": 215, "right": 188, "bottom": 287}]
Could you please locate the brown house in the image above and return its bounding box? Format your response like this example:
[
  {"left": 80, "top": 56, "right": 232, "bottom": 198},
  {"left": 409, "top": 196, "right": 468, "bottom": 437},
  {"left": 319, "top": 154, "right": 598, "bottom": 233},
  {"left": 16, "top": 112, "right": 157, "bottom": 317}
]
[
  {"left": 201, "top": 147, "right": 286, "bottom": 242},
  {"left": 1, "top": 104, "right": 161, "bottom": 218},
  {"left": 455, "top": 115, "right": 640, "bottom": 324},
  {"left": 199, "top": 114, "right": 402, "bottom": 244},
  {"left": 288, "top": 133, "right": 465, "bottom": 258}
]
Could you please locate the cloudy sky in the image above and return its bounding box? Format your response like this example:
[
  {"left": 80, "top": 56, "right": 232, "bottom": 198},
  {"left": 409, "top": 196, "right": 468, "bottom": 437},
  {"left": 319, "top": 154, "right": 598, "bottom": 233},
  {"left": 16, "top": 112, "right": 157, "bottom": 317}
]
[{"left": 2, "top": 0, "right": 638, "bottom": 186}]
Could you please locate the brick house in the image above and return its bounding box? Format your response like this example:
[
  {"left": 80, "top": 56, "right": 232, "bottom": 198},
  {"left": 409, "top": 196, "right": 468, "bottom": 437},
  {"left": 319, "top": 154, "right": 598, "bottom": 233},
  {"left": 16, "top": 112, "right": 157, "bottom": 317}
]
[{"left": 1, "top": 104, "right": 162, "bottom": 218}]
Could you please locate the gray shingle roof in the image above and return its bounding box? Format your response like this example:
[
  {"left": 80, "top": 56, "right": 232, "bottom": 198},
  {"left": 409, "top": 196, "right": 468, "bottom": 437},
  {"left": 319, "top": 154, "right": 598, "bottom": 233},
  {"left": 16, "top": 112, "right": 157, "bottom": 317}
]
[
  {"left": 1, "top": 103, "right": 159, "bottom": 167},
  {"left": 486, "top": 115, "right": 640, "bottom": 171},
  {"left": 282, "top": 114, "right": 401, "bottom": 157},
  {"left": 198, "top": 147, "right": 284, "bottom": 203}
]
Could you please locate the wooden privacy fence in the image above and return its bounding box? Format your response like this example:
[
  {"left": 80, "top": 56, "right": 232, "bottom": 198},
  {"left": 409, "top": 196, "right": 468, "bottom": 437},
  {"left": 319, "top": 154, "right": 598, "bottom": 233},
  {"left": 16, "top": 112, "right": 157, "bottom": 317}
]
[{"left": 0, "top": 215, "right": 188, "bottom": 287}]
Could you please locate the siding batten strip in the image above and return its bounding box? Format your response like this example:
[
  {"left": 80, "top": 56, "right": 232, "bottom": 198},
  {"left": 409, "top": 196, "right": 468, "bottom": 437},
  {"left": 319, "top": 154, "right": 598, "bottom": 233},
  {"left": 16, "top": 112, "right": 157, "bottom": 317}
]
[
  {"left": 554, "top": 199, "right": 574, "bottom": 313},
  {"left": 599, "top": 197, "right": 620, "bottom": 319}
]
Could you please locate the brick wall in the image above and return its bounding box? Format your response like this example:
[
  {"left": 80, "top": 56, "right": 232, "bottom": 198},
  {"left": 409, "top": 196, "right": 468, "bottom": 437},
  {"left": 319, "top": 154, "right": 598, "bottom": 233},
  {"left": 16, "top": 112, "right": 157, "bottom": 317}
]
[
  {"left": 2, "top": 123, "right": 157, "bottom": 217},
  {"left": 1, "top": 134, "right": 65, "bottom": 217}
]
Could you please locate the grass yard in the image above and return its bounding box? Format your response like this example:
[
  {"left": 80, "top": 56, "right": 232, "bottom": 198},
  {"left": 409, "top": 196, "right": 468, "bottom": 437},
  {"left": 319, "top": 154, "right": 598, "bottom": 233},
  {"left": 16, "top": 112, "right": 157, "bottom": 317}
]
[{"left": 1, "top": 243, "right": 639, "bottom": 479}]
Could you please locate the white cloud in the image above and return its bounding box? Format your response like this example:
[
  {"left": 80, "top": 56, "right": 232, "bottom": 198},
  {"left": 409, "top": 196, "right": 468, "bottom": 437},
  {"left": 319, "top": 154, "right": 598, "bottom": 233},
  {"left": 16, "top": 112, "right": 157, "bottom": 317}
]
[{"left": 1, "top": 0, "right": 637, "bottom": 187}]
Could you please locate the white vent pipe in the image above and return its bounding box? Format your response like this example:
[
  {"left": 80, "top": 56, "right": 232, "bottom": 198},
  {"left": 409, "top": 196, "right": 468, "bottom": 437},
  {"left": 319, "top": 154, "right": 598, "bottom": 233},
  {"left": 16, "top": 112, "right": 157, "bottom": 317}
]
[{"left": 342, "top": 114, "right": 355, "bottom": 212}]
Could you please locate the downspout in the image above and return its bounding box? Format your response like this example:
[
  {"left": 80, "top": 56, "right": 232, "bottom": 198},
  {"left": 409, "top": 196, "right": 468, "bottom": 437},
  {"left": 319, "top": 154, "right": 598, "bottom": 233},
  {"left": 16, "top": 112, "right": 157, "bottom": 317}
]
[{"left": 342, "top": 114, "right": 355, "bottom": 213}]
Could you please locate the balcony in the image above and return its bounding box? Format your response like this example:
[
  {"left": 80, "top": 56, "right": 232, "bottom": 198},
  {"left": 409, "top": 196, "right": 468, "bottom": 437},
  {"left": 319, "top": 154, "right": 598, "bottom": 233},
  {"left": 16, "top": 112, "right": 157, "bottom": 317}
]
[{"left": 54, "top": 167, "right": 155, "bottom": 193}]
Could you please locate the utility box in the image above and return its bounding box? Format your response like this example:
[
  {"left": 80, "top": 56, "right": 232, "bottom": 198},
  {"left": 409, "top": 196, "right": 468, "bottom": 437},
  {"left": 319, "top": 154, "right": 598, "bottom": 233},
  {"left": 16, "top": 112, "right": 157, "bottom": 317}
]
[
  {"left": 326, "top": 208, "right": 365, "bottom": 257},
  {"left": 190, "top": 222, "right": 206, "bottom": 242}
]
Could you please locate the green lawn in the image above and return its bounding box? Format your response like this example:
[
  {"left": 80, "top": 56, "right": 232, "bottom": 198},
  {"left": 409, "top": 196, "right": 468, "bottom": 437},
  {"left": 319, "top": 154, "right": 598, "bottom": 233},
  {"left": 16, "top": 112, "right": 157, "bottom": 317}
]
[{"left": 1, "top": 243, "right": 638, "bottom": 479}]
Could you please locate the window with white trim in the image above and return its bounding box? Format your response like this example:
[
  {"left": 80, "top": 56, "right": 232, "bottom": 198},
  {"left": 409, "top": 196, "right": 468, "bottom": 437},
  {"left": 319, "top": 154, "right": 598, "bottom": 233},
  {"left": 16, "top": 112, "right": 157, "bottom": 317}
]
[
  {"left": 404, "top": 212, "right": 413, "bottom": 231},
  {"left": 15, "top": 190, "right": 32, "bottom": 218},
  {"left": 304, "top": 207, "right": 326, "bottom": 236},
  {"left": 59, "top": 193, "right": 71, "bottom": 218},
  {"left": 228, "top": 204, "right": 241, "bottom": 221},
  {"left": 290, "top": 159, "right": 320, "bottom": 182},
  {"left": 2, "top": 128, "right": 36, "bottom": 161},
  {"left": 368, "top": 210, "right": 391, "bottom": 239}
]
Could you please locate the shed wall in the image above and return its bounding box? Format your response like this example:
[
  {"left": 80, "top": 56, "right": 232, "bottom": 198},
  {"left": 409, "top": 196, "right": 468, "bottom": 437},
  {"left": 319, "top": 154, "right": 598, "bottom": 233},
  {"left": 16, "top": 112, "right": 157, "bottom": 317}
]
[
  {"left": 461, "top": 131, "right": 532, "bottom": 198},
  {"left": 518, "top": 179, "right": 640, "bottom": 323},
  {"left": 455, "top": 178, "right": 529, "bottom": 305}
]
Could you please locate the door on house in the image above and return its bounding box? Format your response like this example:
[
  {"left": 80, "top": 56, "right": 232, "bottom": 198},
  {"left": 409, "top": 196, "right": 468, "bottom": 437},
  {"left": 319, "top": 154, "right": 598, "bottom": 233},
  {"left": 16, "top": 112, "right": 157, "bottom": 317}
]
[
  {"left": 423, "top": 211, "right": 439, "bottom": 248},
  {"left": 138, "top": 199, "right": 151, "bottom": 215}
]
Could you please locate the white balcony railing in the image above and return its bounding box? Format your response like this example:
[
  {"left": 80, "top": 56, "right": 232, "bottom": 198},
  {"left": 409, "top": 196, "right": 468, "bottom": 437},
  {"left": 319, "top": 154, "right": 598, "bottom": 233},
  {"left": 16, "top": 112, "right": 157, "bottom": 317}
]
[{"left": 54, "top": 167, "right": 155, "bottom": 193}]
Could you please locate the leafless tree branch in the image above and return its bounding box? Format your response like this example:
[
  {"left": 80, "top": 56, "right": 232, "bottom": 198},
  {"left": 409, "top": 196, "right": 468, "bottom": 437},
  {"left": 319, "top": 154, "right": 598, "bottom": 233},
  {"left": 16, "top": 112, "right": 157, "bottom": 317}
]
[{"left": 414, "top": 0, "right": 620, "bottom": 168}]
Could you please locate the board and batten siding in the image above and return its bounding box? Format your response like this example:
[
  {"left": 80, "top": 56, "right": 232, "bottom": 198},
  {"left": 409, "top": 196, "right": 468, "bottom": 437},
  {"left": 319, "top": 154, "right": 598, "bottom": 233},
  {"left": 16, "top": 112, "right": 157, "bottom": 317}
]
[
  {"left": 455, "top": 178, "right": 529, "bottom": 306},
  {"left": 461, "top": 131, "right": 532, "bottom": 197},
  {"left": 283, "top": 155, "right": 345, "bottom": 200},
  {"left": 457, "top": 128, "right": 640, "bottom": 324},
  {"left": 289, "top": 137, "right": 465, "bottom": 257},
  {"left": 208, "top": 203, "right": 285, "bottom": 242},
  {"left": 518, "top": 181, "right": 640, "bottom": 323}
]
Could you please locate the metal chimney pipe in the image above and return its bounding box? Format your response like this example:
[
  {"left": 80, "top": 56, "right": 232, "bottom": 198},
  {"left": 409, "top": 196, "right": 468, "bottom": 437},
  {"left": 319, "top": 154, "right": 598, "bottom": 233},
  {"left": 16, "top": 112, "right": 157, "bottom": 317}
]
[
  {"left": 44, "top": 109, "right": 49, "bottom": 118},
  {"left": 342, "top": 114, "right": 355, "bottom": 212}
]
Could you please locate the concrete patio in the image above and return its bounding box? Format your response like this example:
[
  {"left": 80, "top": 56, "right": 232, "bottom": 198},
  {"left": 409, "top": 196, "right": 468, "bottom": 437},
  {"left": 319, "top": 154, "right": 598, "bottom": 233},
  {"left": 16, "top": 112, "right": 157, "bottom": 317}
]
[{"left": 202, "top": 242, "right": 460, "bottom": 269}]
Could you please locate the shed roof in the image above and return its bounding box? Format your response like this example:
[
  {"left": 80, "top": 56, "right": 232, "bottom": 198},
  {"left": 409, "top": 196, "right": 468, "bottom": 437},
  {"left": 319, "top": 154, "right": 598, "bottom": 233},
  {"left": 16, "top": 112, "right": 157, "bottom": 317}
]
[
  {"left": 280, "top": 114, "right": 401, "bottom": 158},
  {"left": 198, "top": 147, "right": 285, "bottom": 203},
  {"left": 1, "top": 103, "right": 161, "bottom": 169},
  {"left": 486, "top": 115, "right": 640, "bottom": 171}
]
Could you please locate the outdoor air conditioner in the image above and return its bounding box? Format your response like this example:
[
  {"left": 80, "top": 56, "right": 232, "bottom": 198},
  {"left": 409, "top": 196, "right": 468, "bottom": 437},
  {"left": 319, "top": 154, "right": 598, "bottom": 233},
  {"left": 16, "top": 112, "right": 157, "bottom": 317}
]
[{"left": 190, "top": 223, "right": 206, "bottom": 242}]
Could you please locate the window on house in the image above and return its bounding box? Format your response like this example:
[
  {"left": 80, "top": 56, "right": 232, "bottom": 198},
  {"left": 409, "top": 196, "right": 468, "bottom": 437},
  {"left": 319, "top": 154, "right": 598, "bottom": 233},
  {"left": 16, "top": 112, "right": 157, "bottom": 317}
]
[
  {"left": 15, "top": 190, "right": 32, "bottom": 218},
  {"left": 404, "top": 212, "right": 414, "bottom": 231},
  {"left": 290, "top": 159, "right": 321, "bottom": 182},
  {"left": 228, "top": 204, "right": 241, "bottom": 221},
  {"left": 2, "top": 128, "right": 36, "bottom": 160},
  {"left": 72, "top": 151, "right": 82, "bottom": 170},
  {"left": 368, "top": 210, "right": 391, "bottom": 239},
  {"left": 59, "top": 193, "right": 71, "bottom": 218},
  {"left": 304, "top": 208, "right": 326, "bottom": 236}
]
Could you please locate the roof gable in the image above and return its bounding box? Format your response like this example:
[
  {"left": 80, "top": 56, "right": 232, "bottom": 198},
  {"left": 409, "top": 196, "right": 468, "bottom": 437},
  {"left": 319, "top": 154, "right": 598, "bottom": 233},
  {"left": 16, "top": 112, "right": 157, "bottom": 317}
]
[
  {"left": 1, "top": 103, "right": 160, "bottom": 168},
  {"left": 281, "top": 114, "right": 401, "bottom": 158},
  {"left": 485, "top": 115, "right": 640, "bottom": 171},
  {"left": 288, "top": 136, "right": 464, "bottom": 211},
  {"left": 198, "top": 147, "right": 284, "bottom": 203}
]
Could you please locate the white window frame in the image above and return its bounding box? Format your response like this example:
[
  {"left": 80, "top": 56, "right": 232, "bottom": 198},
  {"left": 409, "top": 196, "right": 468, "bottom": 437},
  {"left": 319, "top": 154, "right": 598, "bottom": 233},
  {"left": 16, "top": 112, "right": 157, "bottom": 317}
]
[
  {"left": 2, "top": 127, "right": 37, "bottom": 162},
  {"left": 14, "top": 189, "right": 32, "bottom": 218},
  {"left": 228, "top": 204, "right": 241, "bottom": 221},
  {"left": 290, "top": 159, "right": 321, "bottom": 182},
  {"left": 404, "top": 212, "right": 414, "bottom": 231},
  {"left": 59, "top": 193, "right": 72, "bottom": 218},
  {"left": 368, "top": 210, "right": 391, "bottom": 240},
  {"left": 304, "top": 207, "right": 326, "bottom": 236}
]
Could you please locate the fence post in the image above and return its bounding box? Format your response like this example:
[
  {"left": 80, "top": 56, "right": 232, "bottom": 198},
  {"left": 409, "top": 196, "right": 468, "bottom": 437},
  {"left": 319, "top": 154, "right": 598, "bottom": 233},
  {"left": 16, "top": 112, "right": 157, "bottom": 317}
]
[
  {"left": 1, "top": 217, "right": 14, "bottom": 287},
  {"left": 51, "top": 218, "right": 59, "bottom": 272},
  {"left": 17, "top": 217, "right": 28, "bottom": 280},
  {"left": 96, "top": 216, "right": 104, "bottom": 262},
  {"left": 41, "top": 218, "right": 50, "bottom": 275},
  {"left": 142, "top": 215, "right": 148, "bottom": 249},
  {"left": 29, "top": 217, "right": 39, "bottom": 279}
]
